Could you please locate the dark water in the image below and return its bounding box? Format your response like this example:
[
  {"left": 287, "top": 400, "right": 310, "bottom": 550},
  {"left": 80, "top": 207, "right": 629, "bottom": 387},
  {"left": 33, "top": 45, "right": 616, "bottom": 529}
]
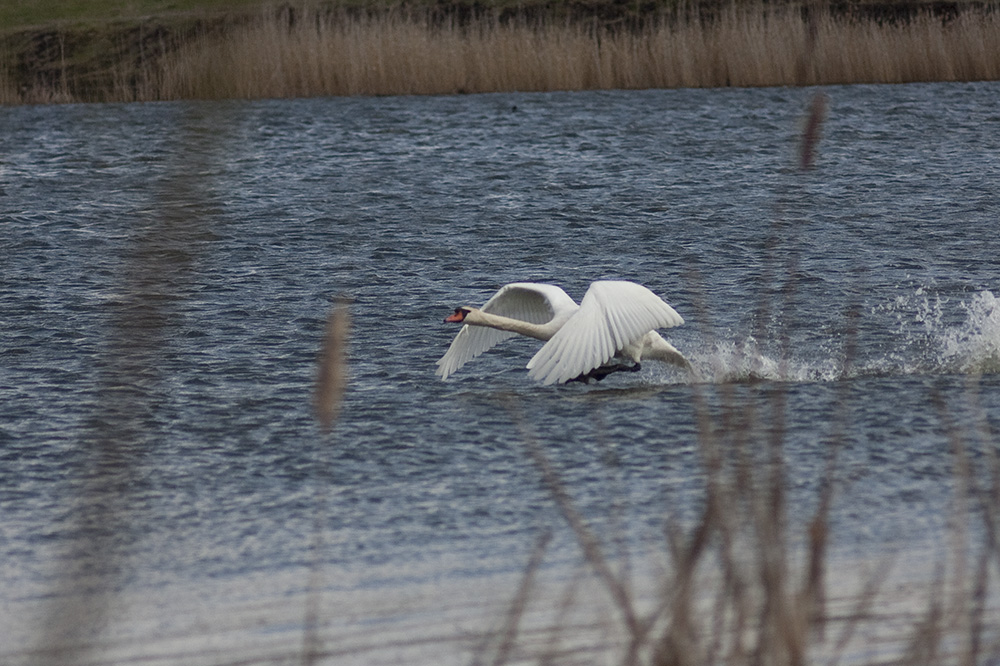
[{"left": 2, "top": 83, "right": 1000, "bottom": 660}]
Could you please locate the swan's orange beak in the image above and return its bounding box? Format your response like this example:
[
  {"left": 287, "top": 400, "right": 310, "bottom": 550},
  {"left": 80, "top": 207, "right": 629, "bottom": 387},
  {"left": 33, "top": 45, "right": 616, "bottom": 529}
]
[{"left": 444, "top": 309, "right": 467, "bottom": 323}]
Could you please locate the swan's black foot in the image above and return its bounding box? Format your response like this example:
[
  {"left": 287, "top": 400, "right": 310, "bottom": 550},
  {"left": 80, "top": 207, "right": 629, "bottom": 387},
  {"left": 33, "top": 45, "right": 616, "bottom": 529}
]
[{"left": 569, "top": 362, "right": 642, "bottom": 384}]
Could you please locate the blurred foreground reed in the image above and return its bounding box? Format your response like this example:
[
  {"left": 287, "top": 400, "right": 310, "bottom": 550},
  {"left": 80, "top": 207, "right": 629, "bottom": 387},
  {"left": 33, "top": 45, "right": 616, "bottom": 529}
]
[
  {"left": 489, "top": 383, "right": 1000, "bottom": 666},
  {"left": 470, "top": 92, "right": 1000, "bottom": 666},
  {"left": 20, "top": 76, "right": 1000, "bottom": 666},
  {"left": 3, "top": 3, "right": 1000, "bottom": 104}
]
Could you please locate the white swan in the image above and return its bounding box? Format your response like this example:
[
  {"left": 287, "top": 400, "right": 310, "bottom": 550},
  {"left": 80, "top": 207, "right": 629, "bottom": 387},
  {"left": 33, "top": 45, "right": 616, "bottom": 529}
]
[{"left": 436, "top": 281, "right": 690, "bottom": 384}]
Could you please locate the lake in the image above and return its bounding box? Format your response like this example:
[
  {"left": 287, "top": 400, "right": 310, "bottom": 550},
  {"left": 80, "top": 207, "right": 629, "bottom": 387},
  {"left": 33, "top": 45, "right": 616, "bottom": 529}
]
[{"left": 2, "top": 82, "right": 1000, "bottom": 664}]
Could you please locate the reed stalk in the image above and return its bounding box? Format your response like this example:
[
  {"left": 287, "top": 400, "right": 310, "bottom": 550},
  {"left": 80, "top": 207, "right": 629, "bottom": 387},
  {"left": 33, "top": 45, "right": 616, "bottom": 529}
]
[{"left": 477, "top": 90, "right": 1000, "bottom": 666}]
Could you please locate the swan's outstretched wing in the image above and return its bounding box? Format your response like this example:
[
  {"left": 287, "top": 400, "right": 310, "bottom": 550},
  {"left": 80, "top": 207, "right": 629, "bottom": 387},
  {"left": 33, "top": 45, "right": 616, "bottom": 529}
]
[
  {"left": 527, "top": 281, "right": 684, "bottom": 385},
  {"left": 437, "top": 283, "right": 577, "bottom": 380}
]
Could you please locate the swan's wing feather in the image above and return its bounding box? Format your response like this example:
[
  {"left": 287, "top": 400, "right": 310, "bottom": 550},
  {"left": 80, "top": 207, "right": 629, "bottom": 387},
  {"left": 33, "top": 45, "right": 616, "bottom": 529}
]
[
  {"left": 436, "top": 326, "right": 517, "bottom": 380},
  {"left": 481, "top": 283, "right": 576, "bottom": 322},
  {"left": 436, "top": 283, "right": 575, "bottom": 380},
  {"left": 527, "top": 281, "right": 684, "bottom": 385}
]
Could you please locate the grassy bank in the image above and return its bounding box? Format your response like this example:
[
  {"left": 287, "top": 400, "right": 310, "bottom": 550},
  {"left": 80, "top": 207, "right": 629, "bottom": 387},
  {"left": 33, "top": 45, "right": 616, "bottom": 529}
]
[{"left": 2, "top": 0, "right": 999, "bottom": 104}]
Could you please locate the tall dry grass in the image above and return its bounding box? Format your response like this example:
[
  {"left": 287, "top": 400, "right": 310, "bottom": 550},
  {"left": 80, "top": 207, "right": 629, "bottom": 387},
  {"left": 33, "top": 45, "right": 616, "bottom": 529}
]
[
  {"left": 496, "top": 386, "right": 1000, "bottom": 666},
  {"left": 4, "top": 4, "right": 1000, "bottom": 103},
  {"left": 157, "top": 7, "right": 1000, "bottom": 99},
  {"left": 471, "top": 94, "right": 1000, "bottom": 666}
]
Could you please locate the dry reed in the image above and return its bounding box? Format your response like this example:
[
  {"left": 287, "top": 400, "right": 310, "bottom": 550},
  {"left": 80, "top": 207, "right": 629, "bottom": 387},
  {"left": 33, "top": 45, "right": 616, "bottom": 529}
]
[
  {"left": 4, "top": 4, "right": 1000, "bottom": 103},
  {"left": 303, "top": 297, "right": 352, "bottom": 665},
  {"left": 158, "top": 7, "right": 1000, "bottom": 100},
  {"left": 475, "top": 92, "right": 1000, "bottom": 666},
  {"left": 313, "top": 296, "right": 351, "bottom": 433},
  {"left": 492, "top": 262, "right": 1000, "bottom": 666}
]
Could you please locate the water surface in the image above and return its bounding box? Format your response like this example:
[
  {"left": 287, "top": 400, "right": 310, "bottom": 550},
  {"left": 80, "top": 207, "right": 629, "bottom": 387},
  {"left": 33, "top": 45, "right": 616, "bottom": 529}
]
[{"left": 2, "top": 82, "right": 1000, "bottom": 663}]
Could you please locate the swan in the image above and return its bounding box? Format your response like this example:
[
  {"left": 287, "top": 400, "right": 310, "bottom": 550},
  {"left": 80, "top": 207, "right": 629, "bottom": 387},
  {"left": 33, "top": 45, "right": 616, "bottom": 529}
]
[{"left": 436, "top": 280, "right": 690, "bottom": 384}]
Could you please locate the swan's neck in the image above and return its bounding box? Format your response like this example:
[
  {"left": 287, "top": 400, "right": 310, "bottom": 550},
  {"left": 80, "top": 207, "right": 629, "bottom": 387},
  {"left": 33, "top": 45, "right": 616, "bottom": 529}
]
[{"left": 464, "top": 309, "right": 556, "bottom": 341}]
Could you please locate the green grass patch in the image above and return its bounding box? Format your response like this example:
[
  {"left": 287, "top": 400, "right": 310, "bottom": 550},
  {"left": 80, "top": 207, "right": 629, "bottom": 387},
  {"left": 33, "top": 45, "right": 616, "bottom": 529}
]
[
  {"left": 0, "top": 0, "right": 581, "bottom": 32},
  {"left": 0, "top": 0, "right": 258, "bottom": 30}
]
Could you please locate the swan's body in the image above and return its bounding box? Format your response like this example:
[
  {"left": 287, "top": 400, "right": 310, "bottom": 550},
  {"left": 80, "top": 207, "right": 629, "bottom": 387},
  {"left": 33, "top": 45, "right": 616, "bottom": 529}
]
[{"left": 437, "top": 281, "right": 689, "bottom": 384}]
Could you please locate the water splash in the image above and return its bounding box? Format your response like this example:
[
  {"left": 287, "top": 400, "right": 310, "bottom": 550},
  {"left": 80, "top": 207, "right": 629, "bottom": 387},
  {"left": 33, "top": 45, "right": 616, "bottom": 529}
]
[
  {"left": 937, "top": 290, "right": 1000, "bottom": 374},
  {"left": 879, "top": 287, "right": 1000, "bottom": 376},
  {"left": 687, "top": 337, "right": 844, "bottom": 385},
  {"left": 683, "top": 290, "right": 1000, "bottom": 385}
]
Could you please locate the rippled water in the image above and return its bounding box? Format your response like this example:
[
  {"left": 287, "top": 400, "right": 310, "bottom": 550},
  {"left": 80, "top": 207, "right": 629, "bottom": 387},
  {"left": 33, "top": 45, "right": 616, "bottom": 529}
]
[{"left": 2, "top": 82, "right": 1000, "bottom": 662}]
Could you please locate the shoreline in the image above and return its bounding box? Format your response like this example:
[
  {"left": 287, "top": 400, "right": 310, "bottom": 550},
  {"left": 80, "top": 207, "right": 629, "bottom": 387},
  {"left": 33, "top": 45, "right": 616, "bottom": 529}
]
[{"left": 2, "top": 1, "right": 999, "bottom": 104}]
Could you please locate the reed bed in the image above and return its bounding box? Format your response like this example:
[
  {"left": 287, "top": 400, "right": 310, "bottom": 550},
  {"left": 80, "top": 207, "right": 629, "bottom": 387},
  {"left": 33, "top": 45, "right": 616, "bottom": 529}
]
[
  {"left": 160, "top": 7, "right": 1000, "bottom": 99},
  {"left": 4, "top": 3, "right": 1000, "bottom": 104}
]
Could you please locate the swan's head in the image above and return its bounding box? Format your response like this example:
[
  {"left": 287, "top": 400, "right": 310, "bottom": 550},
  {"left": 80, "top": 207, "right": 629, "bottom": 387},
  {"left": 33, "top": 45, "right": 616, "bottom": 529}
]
[{"left": 444, "top": 307, "right": 472, "bottom": 323}]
